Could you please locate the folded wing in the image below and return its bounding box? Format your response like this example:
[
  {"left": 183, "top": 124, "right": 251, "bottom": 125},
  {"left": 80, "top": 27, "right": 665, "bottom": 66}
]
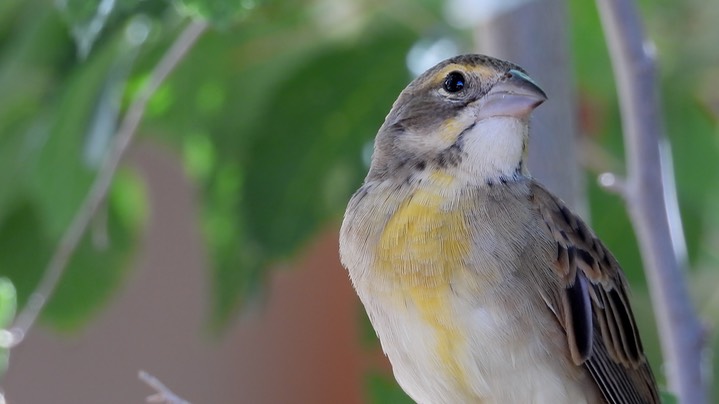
[{"left": 530, "top": 182, "right": 659, "bottom": 404}]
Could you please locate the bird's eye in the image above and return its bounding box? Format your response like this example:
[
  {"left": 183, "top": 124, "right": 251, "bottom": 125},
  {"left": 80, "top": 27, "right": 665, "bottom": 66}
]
[{"left": 443, "top": 71, "right": 466, "bottom": 93}]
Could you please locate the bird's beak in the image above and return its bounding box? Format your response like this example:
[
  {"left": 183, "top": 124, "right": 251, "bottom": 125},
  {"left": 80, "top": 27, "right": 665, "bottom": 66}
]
[{"left": 475, "top": 69, "right": 547, "bottom": 120}]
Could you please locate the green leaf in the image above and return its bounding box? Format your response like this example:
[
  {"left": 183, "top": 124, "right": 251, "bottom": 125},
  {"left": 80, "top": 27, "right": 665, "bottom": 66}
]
[
  {"left": 366, "top": 372, "right": 413, "bottom": 404},
  {"left": 40, "top": 168, "right": 145, "bottom": 330},
  {"left": 0, "top": 277, "right": 15, "bottom": 377},
  {"left": 568, "top": 0, "right": 616, "bottom": 98},
  {"left": 136, "top": 8, "right": 328, "bottom": 328},
  {"left": 140, "top": 13, "right": 319, "bottom": 152},
  {"left": 242, "top": 27, "right": 415, "bottom": 259},
  {"left": 28, "top": 20, "right": 141, "bottom": 239},
  {"left": 201, "top": 27, "right": 416, "bottom": 325},
  {"left": 0, "top": 0, "right": 149, "bottom": 331},
  {"left": 41, "top": 192, "right": 141, "bottom": 330},
  {"left": 173, "top": 0, "right": 261, "bottom": 27},
  {"left": 0, "top": 175, "right": 144, "bottom": 331},
  {"left": 54, "top": 0, "right": 148, "bottom": 57},
  {"left": 201, "top": 163, "right": 267, "bottom": 328},
  {"left": 0, "top": 202, "right": 53, "bottom": 311},
  {"left": 0, "top": 6, "right": 72, "bottom": 218},
  {"left": 166, "top": 21, "right": 419, "bottom": 326},
  {"left": 659, "top": 390, "right": 678, "bottom": 404},
  {"left": 0, "top": 278, "right": 16, "bottom": 329}
]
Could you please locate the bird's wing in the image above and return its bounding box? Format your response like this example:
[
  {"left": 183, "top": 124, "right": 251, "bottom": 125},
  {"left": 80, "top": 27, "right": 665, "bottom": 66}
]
[{"left": 530, "top": 182, "right": 659, "bottom": 404}]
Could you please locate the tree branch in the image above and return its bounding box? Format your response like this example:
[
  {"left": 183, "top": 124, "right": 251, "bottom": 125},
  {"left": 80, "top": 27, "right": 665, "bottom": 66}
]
[
  {"left": 3, "top": 19, "right": 209, "bottom": 348},
  {"left": 595, "top": 0, "right": 706, "bottom": 402}
]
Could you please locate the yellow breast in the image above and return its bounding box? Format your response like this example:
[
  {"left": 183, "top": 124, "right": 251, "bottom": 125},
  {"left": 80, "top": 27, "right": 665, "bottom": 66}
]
[{"left": 376, "top": 172, "right": 472, "bottom": 387}]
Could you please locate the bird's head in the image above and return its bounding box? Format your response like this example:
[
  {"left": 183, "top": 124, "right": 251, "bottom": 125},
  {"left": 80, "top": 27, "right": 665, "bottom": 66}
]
[{"left": 368, "top": 54, "right": 546, "bottom": 185}]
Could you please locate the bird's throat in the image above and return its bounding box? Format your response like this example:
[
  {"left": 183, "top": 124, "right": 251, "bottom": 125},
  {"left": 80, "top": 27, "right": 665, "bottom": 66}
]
[{"left": 457, "top": 116, "right": 529, "bottom": 184}]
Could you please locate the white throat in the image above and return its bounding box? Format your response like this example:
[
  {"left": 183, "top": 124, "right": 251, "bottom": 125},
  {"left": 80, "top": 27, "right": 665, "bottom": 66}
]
[{"left": 456, "top": 116, "right": 528, "bottom": 184}]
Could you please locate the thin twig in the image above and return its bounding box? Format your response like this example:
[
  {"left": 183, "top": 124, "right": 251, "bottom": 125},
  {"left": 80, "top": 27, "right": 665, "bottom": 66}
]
[
  {"left": 139, "top": 370, "right": 191, "bottom": 404},
  {"left": 595, "top": 0, "right": 706, "bottom": 402},
  {"left": 3, "top": 19, "right": 209, "bottom": 348}
]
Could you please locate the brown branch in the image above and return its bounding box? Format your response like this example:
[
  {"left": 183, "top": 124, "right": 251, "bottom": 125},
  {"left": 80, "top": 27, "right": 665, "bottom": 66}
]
[
  {"left": 4, "top": 19, "right": 209, "bottom": 348},
  {"left": 595, "top": 0, "right": 706, "bottom": 402}
]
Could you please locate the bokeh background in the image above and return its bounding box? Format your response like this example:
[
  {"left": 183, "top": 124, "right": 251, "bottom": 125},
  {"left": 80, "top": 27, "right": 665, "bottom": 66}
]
[{"left": 0, "top": 0, "right": 717, "bottom": 402}]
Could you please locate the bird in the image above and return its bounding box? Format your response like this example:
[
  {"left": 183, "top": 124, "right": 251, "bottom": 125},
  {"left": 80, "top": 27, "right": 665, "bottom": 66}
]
[{"left": 339, "top": 54, "right": 659, "bottom": 404}]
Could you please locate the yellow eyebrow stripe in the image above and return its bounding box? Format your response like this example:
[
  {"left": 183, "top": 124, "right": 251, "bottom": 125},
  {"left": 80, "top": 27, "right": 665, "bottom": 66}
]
[{"left": 429, "top": 64, "right": 497, "bottom": 87}]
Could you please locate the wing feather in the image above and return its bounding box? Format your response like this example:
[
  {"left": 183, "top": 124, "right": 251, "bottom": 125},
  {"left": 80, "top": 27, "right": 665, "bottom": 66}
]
[{"left": 530, "top": 182, "right": 659, "bottom": 404}]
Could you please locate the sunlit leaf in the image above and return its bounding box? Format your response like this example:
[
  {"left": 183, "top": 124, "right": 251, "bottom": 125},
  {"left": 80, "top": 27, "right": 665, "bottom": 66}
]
[
  {"left": 54, "top": 0, "right": 148, "bottom": 57},
  {"left": 0, "top": 278, "right": 16, "bottom": 329},
  {"left": 0, "top": 277, "right": 15, "bottom": 377},
  {"left": 182, "top": 131, "right": 215, "bottom": 181},
  {"left": 173, "top": 0, "right": 261, "bottom": 27}
]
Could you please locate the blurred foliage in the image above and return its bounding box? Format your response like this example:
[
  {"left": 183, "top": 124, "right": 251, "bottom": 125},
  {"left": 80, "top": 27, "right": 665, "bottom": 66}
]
[
  {"left": 366, "top": 372, "right": 415, "bottom": 404},
  {"left": 0, "top": 278, "right": 16, "bottom": 377},
  {"left": 660, "top": 390, "right": 679, "bottom": 404},
  {"left": 174, "top": 0, "right": 260, "bottom": 26},
  {"left": 0, "top": 0, "right": 717, "bottom": 401}
]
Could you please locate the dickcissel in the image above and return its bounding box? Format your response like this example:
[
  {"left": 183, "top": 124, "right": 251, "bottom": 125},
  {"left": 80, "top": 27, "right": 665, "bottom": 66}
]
[{"left": 339, "top": 54, "right": 659, "bottom": 403}]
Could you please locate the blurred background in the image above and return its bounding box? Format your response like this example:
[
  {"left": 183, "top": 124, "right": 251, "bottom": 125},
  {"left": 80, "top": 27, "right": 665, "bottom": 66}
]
[{"left": 0, "top": 0, "right": 717, "bottom": 402}]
